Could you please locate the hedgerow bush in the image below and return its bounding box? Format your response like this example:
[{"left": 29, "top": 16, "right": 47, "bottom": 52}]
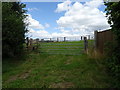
[
  {"left": 104, "top": 40, "right": 120, "bottom": 87},
  {"left": 104, "top": 2, "right": 120, "bottom": 88},
  {"left": 2, "top": 2, "right": 28, "bottom": 58}
]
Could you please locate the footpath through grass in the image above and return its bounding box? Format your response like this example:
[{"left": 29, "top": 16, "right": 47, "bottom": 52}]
[{"left": 3, "top": 52, "right": 114, "bottom": 88}]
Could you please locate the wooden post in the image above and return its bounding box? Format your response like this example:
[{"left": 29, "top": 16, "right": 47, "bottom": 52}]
[
  {"left": 26, "top": 37, "right": 29, "bottom": 49},
  {"left": 84, "top": 37, "right": 88, "bottom": 52},
  {"left": 30, "top": 38, "right": 33, "bottom": 46},
  {"left": 88, "top": 35, "right": 90, "bottom": 40},
  {"left": 81, "top": 36, "right": 82, "bottom": 40},
  {"left": 94, "top": 30, "right": 98, "bottom": 49},
  {"left": 36, "top": 38, "right": 39, "bottom": 50},
  {"left": 64, "top": 37, "right": 66, "bottom": 42},
  {"left": 57, "top": 38, "right": 59, "bottom": 42}
]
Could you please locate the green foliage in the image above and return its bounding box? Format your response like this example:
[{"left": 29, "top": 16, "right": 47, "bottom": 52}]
[
  {"left": 104, "top": 2, "right": 120, "bottom": 88},
  {"left": 2, "top": 2, "right": 28, "bottom": 57},
  {"left": 105, "top": 42, "right": 120, "bottom": 87},
  {"left": 105, "top": 2, "right": 120, "bottom": 44}
]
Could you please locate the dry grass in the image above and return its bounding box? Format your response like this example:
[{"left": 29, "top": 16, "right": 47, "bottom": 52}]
[{"left": 87, "top": 47, "right": 105, "bottom": 59}]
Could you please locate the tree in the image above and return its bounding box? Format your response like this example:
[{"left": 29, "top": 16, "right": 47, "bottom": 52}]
[
  {"left": 105, "top": 2, "right": 120, "bottom": 44},
  {"left": 2, "top": 2, "right": 28, "bottom": 57},
  {"left": 104, "top": 1, "right": 120, "bottom": 87}
]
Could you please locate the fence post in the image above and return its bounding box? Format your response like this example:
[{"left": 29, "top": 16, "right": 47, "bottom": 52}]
[
  {"left": 30, "top": 38, "right": 33, "bottom": 46},
  {"left": 64, "top": 37, "right": 66, "bottom": 42},
  {"left": 94, "top": 30, "right": 98, "bottom": 49},
  {"left": 81, "top": 36, "right": 82, "bottom": 40},
  {"left": 26, "top": 37, "right": 29, "bottom": 49},
  {"left": 36, "top": 38, "right": 39, "bottom": 50},
  {"left": 84, "top": 37, "right": 88, "bottom": 52},
  {"left": 57, "top": 38, "right": 59, "bottom": 42}
]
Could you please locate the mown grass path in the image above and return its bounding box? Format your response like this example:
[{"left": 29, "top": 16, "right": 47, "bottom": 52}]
[{"left": 3, "top": 52, "right": 114, "bottom": 88}]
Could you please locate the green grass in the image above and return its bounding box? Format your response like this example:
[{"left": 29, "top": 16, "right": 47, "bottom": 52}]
[{"left": 2, "top": 41, "right": 114, "bottom": 88}]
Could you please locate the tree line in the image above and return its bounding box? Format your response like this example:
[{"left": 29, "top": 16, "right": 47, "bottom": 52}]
[
  {"left": 2, "top": 2, "right": 28, "bottom": 57},
  {"left": 105, "top": 1, "right": 120, "bottom": 87}
]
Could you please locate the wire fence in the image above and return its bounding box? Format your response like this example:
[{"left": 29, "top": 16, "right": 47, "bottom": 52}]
[{"left": 25, "top": 35, "right": 95, "bottom": 55}]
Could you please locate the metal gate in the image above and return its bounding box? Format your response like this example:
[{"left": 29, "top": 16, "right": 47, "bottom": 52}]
[{"left": 39, "top": 41, "right": 84, "bottom": 55}]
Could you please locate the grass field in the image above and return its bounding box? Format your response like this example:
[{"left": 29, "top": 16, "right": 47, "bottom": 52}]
[{"left": 2, "top": 41, "right": 114, "bottom": 88}]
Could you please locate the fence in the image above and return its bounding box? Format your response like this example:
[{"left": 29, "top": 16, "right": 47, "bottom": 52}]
[
  {"left": 94, "top": 30, "right": 115, "bottom": 53},
  {"left": 25, "top": 36, "right": 94, "bottom": 55},
  {"left": 39, "top": 41, "right": 84, "bottom": 55}
]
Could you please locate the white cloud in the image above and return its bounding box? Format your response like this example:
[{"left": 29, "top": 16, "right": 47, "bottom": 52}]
[
  {"left": 24, "top": 14, "right": 51, "bottom": 39},
  {"left": 52, "top": 26, "right": 92, "bottom": 37},
  {"left": 28, "top": 8, "right": 38, "bottom": 11},
  {"left": 25, "top": 14, "right": 44, "bottom": 30},
  {"left": 29, "top": 28, "right": 35, "bottom": 33},
  {"left": 85, "top": 0, "right": 103, "bottom": 8},
  {"left": 27, "top": 28, "right": 52, "bottom": 39},
  {"left": 55, "top": 0, "right": 71, "bottom": 13},
  {"left": 27, "top": 27, "right": 82, "bottom": 39},
  {"left": 25, "top": 0, "right": 110, "bottom": 40},
  {"left": 45, "top": 23, "right": 50, "bottom": 28},
  {"left": 56, "top": 0, "right": 110, "bottom": 36}
]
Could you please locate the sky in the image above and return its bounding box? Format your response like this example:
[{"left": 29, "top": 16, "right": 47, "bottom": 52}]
[{"left": 23, "top": 0, "right": 111, "bottom": 39}]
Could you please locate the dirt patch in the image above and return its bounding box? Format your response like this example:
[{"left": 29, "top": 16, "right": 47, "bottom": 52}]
[
  {"left": 49, "top": 82, "right": 74, "bottom": 88},
  {"left": 5, "top": 70, "right": 31, "bottom": 83},
  {"left": 5, "top": 74, "right": 18, "bottom": 83},
  {"left": 18, "top": 70, "right": 31, "bottom": 79},
  {"left": 65, "top": 56, "right": 73, "bottom": 65}
]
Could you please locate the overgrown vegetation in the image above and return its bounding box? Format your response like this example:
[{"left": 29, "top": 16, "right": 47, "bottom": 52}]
[
  {"left": 2, "top": 2, "right": 28, "bottom": 58},
  {"left": 104, "top": 1, "right": 120, "bottom": 88}
]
